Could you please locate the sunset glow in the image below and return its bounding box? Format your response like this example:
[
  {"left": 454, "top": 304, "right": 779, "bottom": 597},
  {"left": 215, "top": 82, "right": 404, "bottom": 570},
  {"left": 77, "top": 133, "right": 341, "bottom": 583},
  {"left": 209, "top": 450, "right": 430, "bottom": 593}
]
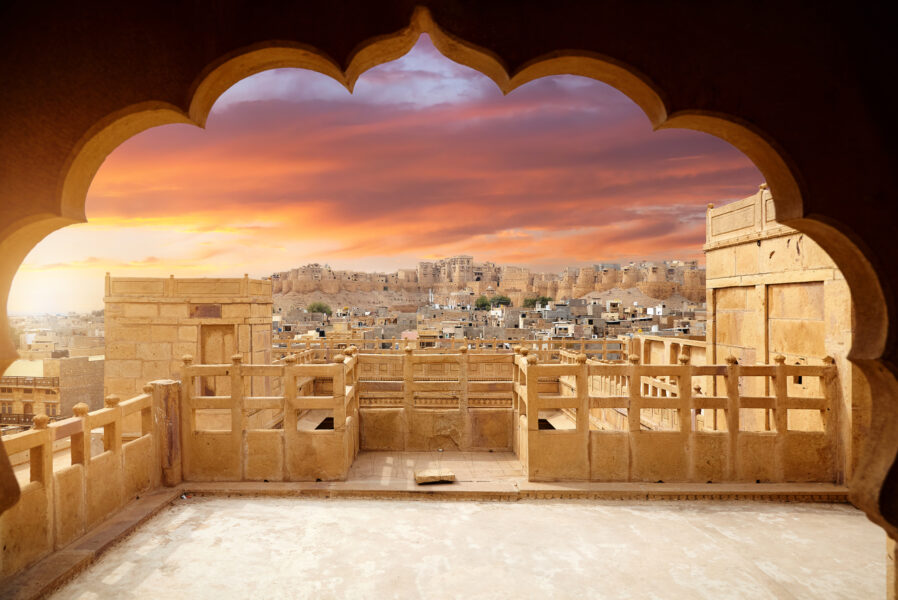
[{"left": 10, "top": 35, "right": 761, "bottom": 313}]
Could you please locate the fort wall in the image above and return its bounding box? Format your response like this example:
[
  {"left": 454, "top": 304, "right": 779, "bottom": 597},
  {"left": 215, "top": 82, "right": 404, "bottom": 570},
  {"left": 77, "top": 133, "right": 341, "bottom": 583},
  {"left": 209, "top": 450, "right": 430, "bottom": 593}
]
[{"left": 273, "top": 256, "right": 705, "bottom": 305}]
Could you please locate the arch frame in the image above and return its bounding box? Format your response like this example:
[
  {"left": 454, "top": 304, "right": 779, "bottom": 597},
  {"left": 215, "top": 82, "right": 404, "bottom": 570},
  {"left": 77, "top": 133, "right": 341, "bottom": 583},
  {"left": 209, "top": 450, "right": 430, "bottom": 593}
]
[{"left": 0, "top": 4, "right": 893, "bottom": 537}]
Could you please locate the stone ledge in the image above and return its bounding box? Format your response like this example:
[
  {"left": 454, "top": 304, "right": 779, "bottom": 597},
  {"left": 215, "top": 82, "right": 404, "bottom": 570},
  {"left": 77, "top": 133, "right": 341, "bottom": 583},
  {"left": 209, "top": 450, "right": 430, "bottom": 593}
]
[
  {"left": 182, "top": 480, "right": 850, "bottom": 503},
  {"left": 182, "top": 480, "right": 520, "bottom": 501},
  {"left": 0, "top": 487, "right": 181, "bottom": 600},
  {"left": 516, "top": 481, "right": 850, "bottom": 502}
]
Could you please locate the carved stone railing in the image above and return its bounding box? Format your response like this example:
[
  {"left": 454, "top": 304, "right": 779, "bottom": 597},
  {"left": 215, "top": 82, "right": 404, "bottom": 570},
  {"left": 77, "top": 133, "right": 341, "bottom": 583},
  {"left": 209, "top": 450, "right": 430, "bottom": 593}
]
[
  {"left": 355, "top": 347, "right": 515, "bottom": 451},
  {"left": 0, "top": 387, "right": 162, "bottom": 578},
  {"left": 177, "top": 348, "right": 357, "bottom": 482},
  {"left": 0, "top": 343, "right": 842, "bottom": 583},
  {"left": 514, "top": 348, "right": 840, "bottom": 483}
]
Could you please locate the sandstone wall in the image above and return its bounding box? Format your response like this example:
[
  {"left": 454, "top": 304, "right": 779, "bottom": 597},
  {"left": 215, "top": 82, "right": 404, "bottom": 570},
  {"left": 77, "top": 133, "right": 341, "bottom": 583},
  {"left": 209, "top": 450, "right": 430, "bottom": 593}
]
[
  {"left": 104, "top": 276, "right": 273, "bottom": 428},
  {"left": 705, "top": 188, "right": 864, "bottom": 478}
]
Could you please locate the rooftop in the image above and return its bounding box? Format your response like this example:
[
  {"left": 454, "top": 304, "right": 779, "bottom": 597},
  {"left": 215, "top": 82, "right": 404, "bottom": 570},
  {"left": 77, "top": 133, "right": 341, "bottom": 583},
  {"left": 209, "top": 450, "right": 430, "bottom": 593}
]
[
  {"left": 2, "top": 360, "right": 44, "bottom": 378},
  {"left": 48, "top": 495, "right": 883, "bottom": 599}
]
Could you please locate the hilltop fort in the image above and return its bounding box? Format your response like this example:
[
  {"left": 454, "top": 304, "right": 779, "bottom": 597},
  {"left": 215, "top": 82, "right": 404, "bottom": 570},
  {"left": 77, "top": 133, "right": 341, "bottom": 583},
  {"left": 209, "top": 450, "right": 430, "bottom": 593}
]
[{"left": 271, "top": 258, "right": 706, "bottom": 308}]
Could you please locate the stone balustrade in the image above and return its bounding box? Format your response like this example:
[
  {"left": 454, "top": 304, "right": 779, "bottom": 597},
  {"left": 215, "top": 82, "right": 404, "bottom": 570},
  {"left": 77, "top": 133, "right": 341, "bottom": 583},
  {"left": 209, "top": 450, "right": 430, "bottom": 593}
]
[
  {"left": 0, "top": 386, "right": 163, "bottom": 578},
  {"left": 178, "top": 348, "right": 357, "bottom": 482},
  {"left": 355, "top": 347, "right": 516, "bottom": 451},
  {"left": 0, "top": 344, "right": 842, "bottom": 582},
  {"left": 516, "top": 349, "right": 840, "bottom": 482}
]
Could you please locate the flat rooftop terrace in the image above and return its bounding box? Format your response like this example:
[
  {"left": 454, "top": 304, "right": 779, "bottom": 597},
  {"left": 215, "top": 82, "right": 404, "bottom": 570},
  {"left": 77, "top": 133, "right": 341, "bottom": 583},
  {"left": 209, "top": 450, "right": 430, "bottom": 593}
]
[{"left": 48, "top": 496, "right": 883, "bottom": 599}]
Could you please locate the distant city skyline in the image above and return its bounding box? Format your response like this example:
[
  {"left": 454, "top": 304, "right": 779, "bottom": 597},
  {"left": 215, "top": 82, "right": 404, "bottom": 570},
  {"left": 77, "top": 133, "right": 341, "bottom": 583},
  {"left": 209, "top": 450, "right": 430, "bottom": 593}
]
[{"left": 9, "top": 35, "right": 760, "bottom": 314}]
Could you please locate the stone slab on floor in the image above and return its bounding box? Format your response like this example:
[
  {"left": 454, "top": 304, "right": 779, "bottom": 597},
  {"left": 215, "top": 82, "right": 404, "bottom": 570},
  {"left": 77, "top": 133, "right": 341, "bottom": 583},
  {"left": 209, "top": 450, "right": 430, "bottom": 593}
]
[{"left": 414, "top": 468, "right": 456, "bottom": 484}]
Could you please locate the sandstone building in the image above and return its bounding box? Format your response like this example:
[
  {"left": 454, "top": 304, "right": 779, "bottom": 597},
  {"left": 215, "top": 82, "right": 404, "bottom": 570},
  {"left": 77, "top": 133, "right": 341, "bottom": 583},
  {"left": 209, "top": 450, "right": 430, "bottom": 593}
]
[
  {"left": 703, "top": 185, "right": 865, "bottom": 473},
  {"left": 0, "top": 355, "right": 103, "bottom": 423},
  {"left": 104, "top": 275, "right": 272, "bottom": 403}
]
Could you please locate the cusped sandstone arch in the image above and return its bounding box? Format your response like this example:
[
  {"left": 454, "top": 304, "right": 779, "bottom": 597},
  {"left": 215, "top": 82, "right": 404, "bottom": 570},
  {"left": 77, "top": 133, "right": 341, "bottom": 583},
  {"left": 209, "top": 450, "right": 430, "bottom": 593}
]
[{"left": 0, "top": 3, "right": 895, "bottom": 539}]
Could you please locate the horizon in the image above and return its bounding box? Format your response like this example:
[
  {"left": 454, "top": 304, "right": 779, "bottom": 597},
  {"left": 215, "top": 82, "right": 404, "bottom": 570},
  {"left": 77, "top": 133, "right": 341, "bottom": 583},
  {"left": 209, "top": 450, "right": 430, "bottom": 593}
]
[{"left": 8, "top": 34, "right": 760, "bottom": 314}]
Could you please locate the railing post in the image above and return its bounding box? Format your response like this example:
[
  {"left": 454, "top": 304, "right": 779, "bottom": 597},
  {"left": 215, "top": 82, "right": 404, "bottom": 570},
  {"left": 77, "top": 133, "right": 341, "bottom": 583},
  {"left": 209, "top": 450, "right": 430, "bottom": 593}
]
[
  {"left": 725, "top": 355, "right": 741, "bottom": 480},
  {"left": 821, "top": 355, "right": 841, "bottom": 480},
  {"left": 30, "top": 413, "right": 53, "bottom": 488},
  {"left": 677, "top": 354, "right": 693, "bottom": 434},
  {"left": 403, "top": 344, "right": 415, "bottom": 412},
  {"left": 773, "top": 354, "right": 788, "bottom": 481},
  {"left": 627, "top": 354, "right": 641, "bottom": 433},
  {"left": 333, "top": 354, "right": 346, "bottom": 432},
  {"left": 512, "top": 346, "right": 529, "bottom": 414},
  {"left": 458, "top": 346, "right": 469, "bottom": 414},
  {"left": 676, "top": 354, "right": 697, "bottom": 480},
  {"left": 31, "top": 413, "right": 55, "bottom": 551},
  {"left": 229, "top": 354, "right": 244, "bottom": 479},
  {"left": 526, "top": 354, "right": 540, "bottom": 432},
  {"left": 150, "top": 380, "right": 182, "bottom": 487},
  {"left": 576, "top": 353, "right": 589, "bottom": 434},
  {"left": 180, "top": 354, "right": 195, "bottom": 475},
  {"left": 103, "top": 394, "right": 122, "bottom": 455}
]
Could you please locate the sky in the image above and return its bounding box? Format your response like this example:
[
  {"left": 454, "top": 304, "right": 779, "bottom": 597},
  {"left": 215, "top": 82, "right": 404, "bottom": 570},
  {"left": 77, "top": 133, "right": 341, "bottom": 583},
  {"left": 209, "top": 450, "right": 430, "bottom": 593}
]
[{"left": 9, "top": 35, "right": 761, "bottom": 314}]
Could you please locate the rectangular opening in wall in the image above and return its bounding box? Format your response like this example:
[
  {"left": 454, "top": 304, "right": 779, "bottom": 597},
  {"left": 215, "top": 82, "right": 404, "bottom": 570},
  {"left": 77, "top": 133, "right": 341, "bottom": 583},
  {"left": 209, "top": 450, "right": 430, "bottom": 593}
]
[
  {"left": 89, "top": 429, "right": 110, "bottom": 458},
  {"left": 639, "top": 408, "right": 679, "bottom": 431},
  {"left": 9, "top": 449, "right": 29, "bottom": 486},
  {"left": 787, "top": 373, "right": 822, "bottom": 396},
  {"left": 297, "top": 409, "right": 334, "bottom": 431},
  {"left": 588, "top": 407, "right": 628, "bottom": 431},
  {"left": 538, "top": 409, "right": 575, "bottom": 430},
  {"left": 194, "top": 408, "right": 233, "bottom": 432}
]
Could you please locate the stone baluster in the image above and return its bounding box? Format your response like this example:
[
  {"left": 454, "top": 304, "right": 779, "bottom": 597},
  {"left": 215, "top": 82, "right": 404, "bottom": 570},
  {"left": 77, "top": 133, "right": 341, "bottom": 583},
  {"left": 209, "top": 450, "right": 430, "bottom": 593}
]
[
  {"left": 627, "top": 354, "right": 641, "bottom": 433},
  {"left": 821, "top": 355, "right": 840, "bottom": 476},
  {"left": 229, "top": 354, "right": 244, "bottom": 478},
  {"left": 103, "top": 394, "right": 122, "bottom": 455},
  {"left": 725, "top": 355, "right": 741, "bottom": 480},
  {"left": 526, "top": 354, "right": 540, "bottom": 433},
  {"left": 576, "top": 353, "right": 589, "bottom": 433}
]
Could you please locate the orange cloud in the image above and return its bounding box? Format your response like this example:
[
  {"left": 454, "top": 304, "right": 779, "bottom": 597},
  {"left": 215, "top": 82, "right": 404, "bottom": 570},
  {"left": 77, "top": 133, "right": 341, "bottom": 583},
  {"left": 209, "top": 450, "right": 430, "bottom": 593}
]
[{"left": 13, "top": 36, "right": 761, "bottom": 313}]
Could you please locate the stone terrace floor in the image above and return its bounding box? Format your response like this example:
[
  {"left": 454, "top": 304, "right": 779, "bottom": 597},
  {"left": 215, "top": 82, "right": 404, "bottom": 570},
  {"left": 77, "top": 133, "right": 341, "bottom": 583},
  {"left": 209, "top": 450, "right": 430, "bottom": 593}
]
[{"left": 48, "top": 495, "right": 884, "bottom": 599}]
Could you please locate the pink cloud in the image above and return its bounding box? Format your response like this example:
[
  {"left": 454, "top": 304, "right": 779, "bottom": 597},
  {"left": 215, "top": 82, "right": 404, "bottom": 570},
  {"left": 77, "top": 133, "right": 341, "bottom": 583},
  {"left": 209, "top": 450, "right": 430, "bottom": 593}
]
[{"left": 85, "top": 35, "right": 761, "bottom": 269}]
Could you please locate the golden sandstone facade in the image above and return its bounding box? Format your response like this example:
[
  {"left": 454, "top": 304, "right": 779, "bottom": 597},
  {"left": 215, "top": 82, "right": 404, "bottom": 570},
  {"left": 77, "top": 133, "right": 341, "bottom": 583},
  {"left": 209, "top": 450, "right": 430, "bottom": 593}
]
[
  {"left": 103, "top": 275, "right": 273, "bottom": 408},
  {"left": 704, "top": 186, "right": 865, "bottom": 476}
]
